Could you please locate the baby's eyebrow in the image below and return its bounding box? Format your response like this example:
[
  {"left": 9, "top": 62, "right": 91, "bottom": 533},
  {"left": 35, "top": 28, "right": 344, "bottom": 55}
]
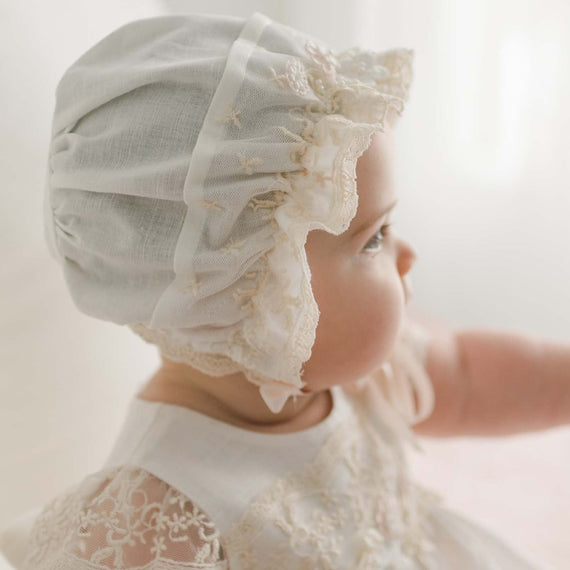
[{"left": 350, "top": 199, "right": 398, "bottom": 238}]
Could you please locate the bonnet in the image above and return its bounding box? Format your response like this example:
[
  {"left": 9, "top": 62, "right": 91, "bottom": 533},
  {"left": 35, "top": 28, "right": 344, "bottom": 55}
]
[{"left": 45, "top": 11, "right": 420, "bottom": 416}]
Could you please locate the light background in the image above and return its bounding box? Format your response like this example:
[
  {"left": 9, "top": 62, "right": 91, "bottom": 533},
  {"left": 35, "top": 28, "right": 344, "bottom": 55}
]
[{"left": 0, "top": 0, "right": 569, "bottom": 568}]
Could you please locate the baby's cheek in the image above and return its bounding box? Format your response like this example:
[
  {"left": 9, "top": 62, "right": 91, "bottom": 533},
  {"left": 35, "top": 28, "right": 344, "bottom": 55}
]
[
  {"left": 303, "top": 266, "right": 403, "bottom": 383},
  {"left": 356, "top": 279, "right": 404, "bottom": 361},
  {"left": 300, "top": 283, "right": 402, "bottom": 389}
]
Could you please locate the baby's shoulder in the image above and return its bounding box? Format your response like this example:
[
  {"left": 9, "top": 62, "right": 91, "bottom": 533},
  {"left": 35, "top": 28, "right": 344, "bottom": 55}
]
[{"left": 23, "top": 464, "right": 227, "bottom": 569}]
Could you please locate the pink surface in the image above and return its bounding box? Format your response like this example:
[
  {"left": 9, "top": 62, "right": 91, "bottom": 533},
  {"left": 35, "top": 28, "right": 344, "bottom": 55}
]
[{"left": 408, "top": 428, "right": 570, "bottom": 569}]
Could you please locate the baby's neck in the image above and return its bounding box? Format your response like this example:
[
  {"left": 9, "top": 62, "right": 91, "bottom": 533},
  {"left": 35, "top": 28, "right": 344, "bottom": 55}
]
[{"left": 137, "top": 370, "right": 333, "bottom": 434}]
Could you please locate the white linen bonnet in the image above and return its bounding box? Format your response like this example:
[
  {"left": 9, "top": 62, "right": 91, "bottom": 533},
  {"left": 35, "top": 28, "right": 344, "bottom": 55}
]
[{"left": 44, "top": 11, "right": 416, "bottom": 415}]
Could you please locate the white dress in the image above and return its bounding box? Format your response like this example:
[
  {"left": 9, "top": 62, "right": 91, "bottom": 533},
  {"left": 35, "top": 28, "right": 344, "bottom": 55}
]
[{"left": 1, "top": 324, "right": 549, "bottom": 570}]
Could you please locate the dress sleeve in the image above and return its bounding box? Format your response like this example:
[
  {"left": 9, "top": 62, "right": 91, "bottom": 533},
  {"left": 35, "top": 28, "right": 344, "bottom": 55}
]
[{"left": 21, "top": 464, "right": 229, "bottom": 570}]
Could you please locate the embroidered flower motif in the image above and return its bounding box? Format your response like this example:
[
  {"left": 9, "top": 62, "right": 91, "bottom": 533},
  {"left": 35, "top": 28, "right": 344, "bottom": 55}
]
[
  {"left": 153, "top": 511, "right": 172, "bottom": 532},
  {"left": 268, "top": 66, "right": 289, "bottom": 90},
  {"left": 150, "top": 535, "right": 167, "bottom": 556},
  {"left": 184, "top": 502, "right": 218, "bottom": 528},
  {"left": 283, "top": 58, "right": 312, "bottom": 95},
  {"left": 78, "top": 508, "right": 98, "bottom": 533},
  {"left": 216, "top": 103, "right": 242, "bottom": 128},
  {"left": 305, "top": 40, "right": 340, "bottom": 76},
  {"left": 168, "top": 512, "right": 190, "bottom": 533},
  {"left": 200, "top": 198, "right": 224, "bottom": 211},
  {"left": 236, "top": 153, "right": 263, "bottom": 175},
  {"left": 269, "top": 43, "right": 340, "bottom": 99},
  {"left": 336, "top": 47, "right": 392, "bottom": 82},
  {"left": 268, "top": 59, "right": 311, "bottom": 97},
  {"left": 179, "top": 273, "right": 201, "bottom": 296}
]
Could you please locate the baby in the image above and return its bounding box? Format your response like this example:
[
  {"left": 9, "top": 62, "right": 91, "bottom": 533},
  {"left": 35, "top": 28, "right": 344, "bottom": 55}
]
[
  {"left": 138, "top": 122, "right": 568, "bottom": 441},
  {"left": 2, "top": 10, "right": 568, "bottom": 570},
  {"left": 138, "top": 126, "right": 415, "bottom": 435}
]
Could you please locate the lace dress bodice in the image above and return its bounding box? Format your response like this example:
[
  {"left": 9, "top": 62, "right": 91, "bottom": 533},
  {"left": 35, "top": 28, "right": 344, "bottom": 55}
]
[{"left": 20, "top": 385, "right": 445, "bottom": 570}]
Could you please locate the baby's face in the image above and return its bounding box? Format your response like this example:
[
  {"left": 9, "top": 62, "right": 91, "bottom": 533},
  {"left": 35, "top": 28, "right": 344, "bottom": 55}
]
[{"left": 302, "top": 128, "right": 417, "bottom": 393}]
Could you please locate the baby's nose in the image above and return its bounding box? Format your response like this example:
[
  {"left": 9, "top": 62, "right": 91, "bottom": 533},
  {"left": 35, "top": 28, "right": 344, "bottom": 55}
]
[{"left": 397, "top": 237, "right": 417, "bottom": 275}]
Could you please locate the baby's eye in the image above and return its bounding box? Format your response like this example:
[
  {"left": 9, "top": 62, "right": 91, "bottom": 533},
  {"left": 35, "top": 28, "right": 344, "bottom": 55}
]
[{"left": 363, "top": 223, "right": 393, "bottom": 252}]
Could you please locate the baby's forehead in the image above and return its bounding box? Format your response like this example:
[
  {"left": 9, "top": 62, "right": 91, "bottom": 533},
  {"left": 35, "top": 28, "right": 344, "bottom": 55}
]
[
  {"left": 353, "top": 131, "right": 396, "bottom": 221},
  {"left": 305, "top": 130, "right": 397, "bottom": 250},
  {"left": 355, "top": 130, "right": 394, "bottom": 184}
]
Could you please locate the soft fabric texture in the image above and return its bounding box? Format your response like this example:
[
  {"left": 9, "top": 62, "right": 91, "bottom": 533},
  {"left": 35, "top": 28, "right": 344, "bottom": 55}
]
[
  {"left": 44, "top": 10, "right": 415, "bottom": 413},
  {"left": 6, "top": 320, "right": 547, "bottom": 569}
]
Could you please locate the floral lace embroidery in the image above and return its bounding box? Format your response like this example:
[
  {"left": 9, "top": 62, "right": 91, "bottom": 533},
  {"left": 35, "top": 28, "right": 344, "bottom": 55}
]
[
  {"left": 305, "top": 40, "right": 339, "bottom": 76},
  {"left": 178, "top": 273, "right": 202, "bottom": 298},
  {"left": 200, "top": 199, "right": 225, "bottom": 211},
  {"left": 221, "top": 404, "right": 443, "bottom": 569},
  {"left": 22, "top": 466, "right": 227, "bottom": 570},
  {"left": 216, "top": 103, "right": 242, "bottom": 128},
  {"left": 269, "top": 57, "right": 312, "bottom": 95},
  {"left": 236, "top": 153, "right": 263, "bottom": 175}
]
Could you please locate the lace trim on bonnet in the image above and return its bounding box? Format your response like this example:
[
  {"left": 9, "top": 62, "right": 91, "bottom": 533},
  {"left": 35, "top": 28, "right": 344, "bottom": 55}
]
[{"left": 128, "top": 12, "right": 415, "bottom": 414}]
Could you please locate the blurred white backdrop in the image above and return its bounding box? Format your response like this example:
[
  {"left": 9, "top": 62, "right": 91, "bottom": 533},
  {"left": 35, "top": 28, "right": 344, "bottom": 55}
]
[{"left": 0, "top": 0, "right": 568, "bottom": 568}]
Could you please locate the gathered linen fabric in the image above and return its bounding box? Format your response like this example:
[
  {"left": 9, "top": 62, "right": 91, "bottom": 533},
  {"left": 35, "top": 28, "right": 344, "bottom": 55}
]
[
  {"left": 5, "top": 319, "right": 548, "bottom": 570},
  {"left": 44, "top": 10, "right": 418, "bottom": 413}
]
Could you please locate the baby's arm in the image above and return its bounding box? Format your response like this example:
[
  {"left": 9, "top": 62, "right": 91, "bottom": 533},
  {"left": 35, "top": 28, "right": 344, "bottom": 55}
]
[{"left": 406, "top": 304, "right": 570, "bottom": 437}]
